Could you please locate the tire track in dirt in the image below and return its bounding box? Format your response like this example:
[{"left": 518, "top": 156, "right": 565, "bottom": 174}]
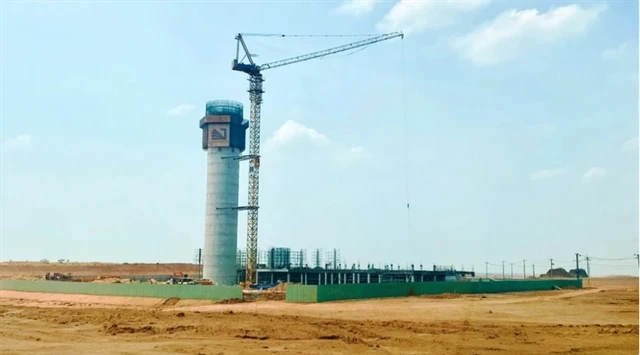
[{"left": 477, "top": 288, "right": 603, "bottom": 305}]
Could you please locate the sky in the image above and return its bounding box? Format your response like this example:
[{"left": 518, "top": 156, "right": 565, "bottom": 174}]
[{"left": 1, "top": 0, "right": 638, "bottom": 277}]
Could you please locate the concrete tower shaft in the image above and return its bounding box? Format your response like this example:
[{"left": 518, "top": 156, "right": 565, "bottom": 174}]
[{"left": 200, "top": 100, "right": 248, "bottom": 285}]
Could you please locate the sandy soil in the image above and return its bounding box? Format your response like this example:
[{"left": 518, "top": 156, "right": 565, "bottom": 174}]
[
  {"left": 0, "top": 261, "right": 198, "bottom": 278},
  {"left": 0, "top": 277, "right": 637, "bottom": 355}
]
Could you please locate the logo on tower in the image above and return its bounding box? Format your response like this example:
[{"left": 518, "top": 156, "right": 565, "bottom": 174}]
[
  {"left": 208, "top": 124, "right": 230, "bottom": 147},
  {"left": 211, "top": 128, "right": 227, "bottom": 140}
]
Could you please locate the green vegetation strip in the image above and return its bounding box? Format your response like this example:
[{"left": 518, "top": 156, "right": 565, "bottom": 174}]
[
  {"left": 0, "top": 280, "right": 242, "bottom": 301},
  {"left": 286, "top": 279, "right": 583, "bottom": 303}
]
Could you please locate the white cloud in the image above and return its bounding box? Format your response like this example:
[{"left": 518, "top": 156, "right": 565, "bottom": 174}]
[
  {"left": 166, "top": 104, "right": 195, "bottom": 116},
  {"left": 335, "top": 0, "right": 377, "bottom": 16},
  {"left": 622, "top": 137, "right": 638, "bottom": 152},
  {"left": 530, "top": 167, "right": 569, "bottom": 181},
  {"left": 377, "top": 0, "right": 490, "bottom": 34},
  {"left": 4, "top": 134, "right": 32, "bottom": 149},
  {"left": 267, "top": 120, "right": 371, "bottom": 165},
  {"left": 452, "top": 4, "right": 606, "bottom": 66},
  {"left": 269, "top": 120, "right": 330, "bottom": 146},
  {"left": 349, "top": 146, "right": 372, "bottom": 160},
  {"left": 583, "top": 167, "right": 606, "bottom": 182},
  {"left": 602, "top": 40, "right": 633, "bottom": 61}
]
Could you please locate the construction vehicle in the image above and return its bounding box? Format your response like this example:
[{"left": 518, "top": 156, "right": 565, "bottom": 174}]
[
  {"left": 166, "top": 272, "right": 195, "bottom": 285},
  {"left": 44, "top": 272, "right": 72, "bottom": 281}
]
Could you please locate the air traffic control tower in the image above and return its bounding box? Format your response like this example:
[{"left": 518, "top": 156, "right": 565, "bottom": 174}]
[{"left": 199, "top": 100, "right": 248, "bottom": 285}]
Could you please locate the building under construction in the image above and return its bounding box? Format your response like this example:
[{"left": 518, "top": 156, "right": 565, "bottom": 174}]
[{"left": 232, "top": 247, "right": 475, "bottom": 285}]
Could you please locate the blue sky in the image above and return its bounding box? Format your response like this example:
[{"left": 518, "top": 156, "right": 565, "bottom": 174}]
[{"left": 1, "top": 0, "right": 638, "bottom": 276}]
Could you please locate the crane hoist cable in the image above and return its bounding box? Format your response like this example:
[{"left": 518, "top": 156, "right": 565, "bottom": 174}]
[{"left": 401, "top": 36, "right": 411, "bottom": 228}]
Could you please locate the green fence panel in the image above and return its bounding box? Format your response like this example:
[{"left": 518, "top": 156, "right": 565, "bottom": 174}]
[
  {"left": 0, "top": 280, "right": 242, "bottom": 301},
  {"left": 287, "top": 279, "right": 583, "bottom": 303},
  {"left": 285, "top": 285, "right": 318, "bottom": 303}
]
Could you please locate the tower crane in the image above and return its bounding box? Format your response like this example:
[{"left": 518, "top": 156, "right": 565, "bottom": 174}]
[{"left": 232, "top": 31, "right": 404, "bottom": 285}]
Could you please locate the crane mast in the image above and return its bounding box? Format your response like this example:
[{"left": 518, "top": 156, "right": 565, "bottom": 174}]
[{"left": 232, "top": 31, "right": 404, "bottom": 285}]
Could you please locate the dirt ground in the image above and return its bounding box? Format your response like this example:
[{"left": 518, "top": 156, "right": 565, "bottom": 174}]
[
  {"left": 0, "top": 261, "right": 198, "bottom": 278},
  {"left": 0, "top": 277, "right": 637, "bottom": 355}
]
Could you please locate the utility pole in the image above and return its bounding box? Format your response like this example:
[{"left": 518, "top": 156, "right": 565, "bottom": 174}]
[
  {"left": 532, "top": 264, "right": 536, "bottom": 279},
  {"left": 523, "top": 259, "right": 526, "bottom": 278},
  {"left": 635, "top": 254, "right": 639, "bottom": 269},
  {"left": 585, "top": 256, "right": 591, "bottom": 277},
  {"left": 585, "top": 255, "right": 591, "bottom": 286},
  {"left": 485, "top": 262, "right": 488, "bottom": 279},
  {"left": 502, "top": 261, "right": 505, "bottom": 280},
  {"left": 510, "top": 263, "right": 514, "bottom": 279},
  {"left": 575, "top": 253, "right": 581, "bottom": 279},
  {"left": 550, "top": 259, "right": 554, "bottom": 279}
]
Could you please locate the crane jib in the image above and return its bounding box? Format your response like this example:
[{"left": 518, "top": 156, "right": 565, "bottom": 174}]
[{"left": 234, "top": 32, "right": 403, "bottom": 73}]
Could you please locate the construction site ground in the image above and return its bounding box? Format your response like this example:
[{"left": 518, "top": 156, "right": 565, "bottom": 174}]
[
  {"left": 0, "top": 273, "right": 636, "bottom": 355},
  {"left": 0, "top": 261, "right": 199, "bottom": 279}
]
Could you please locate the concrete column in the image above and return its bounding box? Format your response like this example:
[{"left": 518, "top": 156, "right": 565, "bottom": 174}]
[
  {"left": 304, "top": 273, "right": 308, "bottom": 285},
  {"left": 367, "top": 273, "right": 371, "bottom": 283},
  {"left": 331, "top": 273, "right": 334, "bottom": 284},
  {"left": 379, "top": 275, "right": 382, "bottom": 283},
  {"left": 271, "top": 274, "right": 274, "bottom": 284},
  {"left": 357, "top": 274, "right": 360, "bottom": 284},
  {"left": 318, "top": 275, "right": 321, "bottom": 285},
  {"left": 324, "top": 273, "right": 327, "bottom": 285},
  {"left": 287, "top": 273, "right": 290, "bottom": 283},
  {"left": 353, "top": 273, "right": 356, "bottom": 284},
  {"left": 421, "top": 275, "right": 424, "bottom": 282}
]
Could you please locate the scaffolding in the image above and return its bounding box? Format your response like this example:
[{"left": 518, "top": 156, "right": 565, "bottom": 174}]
[
  {"left": 267, "top": 247, "right": 291, "bottom": 269},
  {"left": 433, "top": 265, "right": 456, "bottom": 272},
  {"left": 192, "top": 248, "right": 203, "bottom": 279},
  {"left": 236, "top": 249, "right": 247, "bottom": 269},
  {"left": 230, "top": 247, "right": 467, "bottom": 274},
  {"left": 311, "top": 248, "right": 322, "bottom": 268},
  {"left": 324, "top": 249, "right": 341, "bottom": 270},
  {"left": 288, "top": 249, "right": 307, "bottom": 268}
]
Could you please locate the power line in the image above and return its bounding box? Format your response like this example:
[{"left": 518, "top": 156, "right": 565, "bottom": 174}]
[
  {"left": 589, "top": 263, "right": 638, "bottom": 268},
  {"left": 589, "top": 256, "right": 637, "bottom": 261}
]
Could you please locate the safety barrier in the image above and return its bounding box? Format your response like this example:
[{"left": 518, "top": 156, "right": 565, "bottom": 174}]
[
  {"left": 0, "top": 280, "right": 242, "bottom": 301},
  {"left": 286, "top": 279, "right": 583, "bottom": 303}
]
